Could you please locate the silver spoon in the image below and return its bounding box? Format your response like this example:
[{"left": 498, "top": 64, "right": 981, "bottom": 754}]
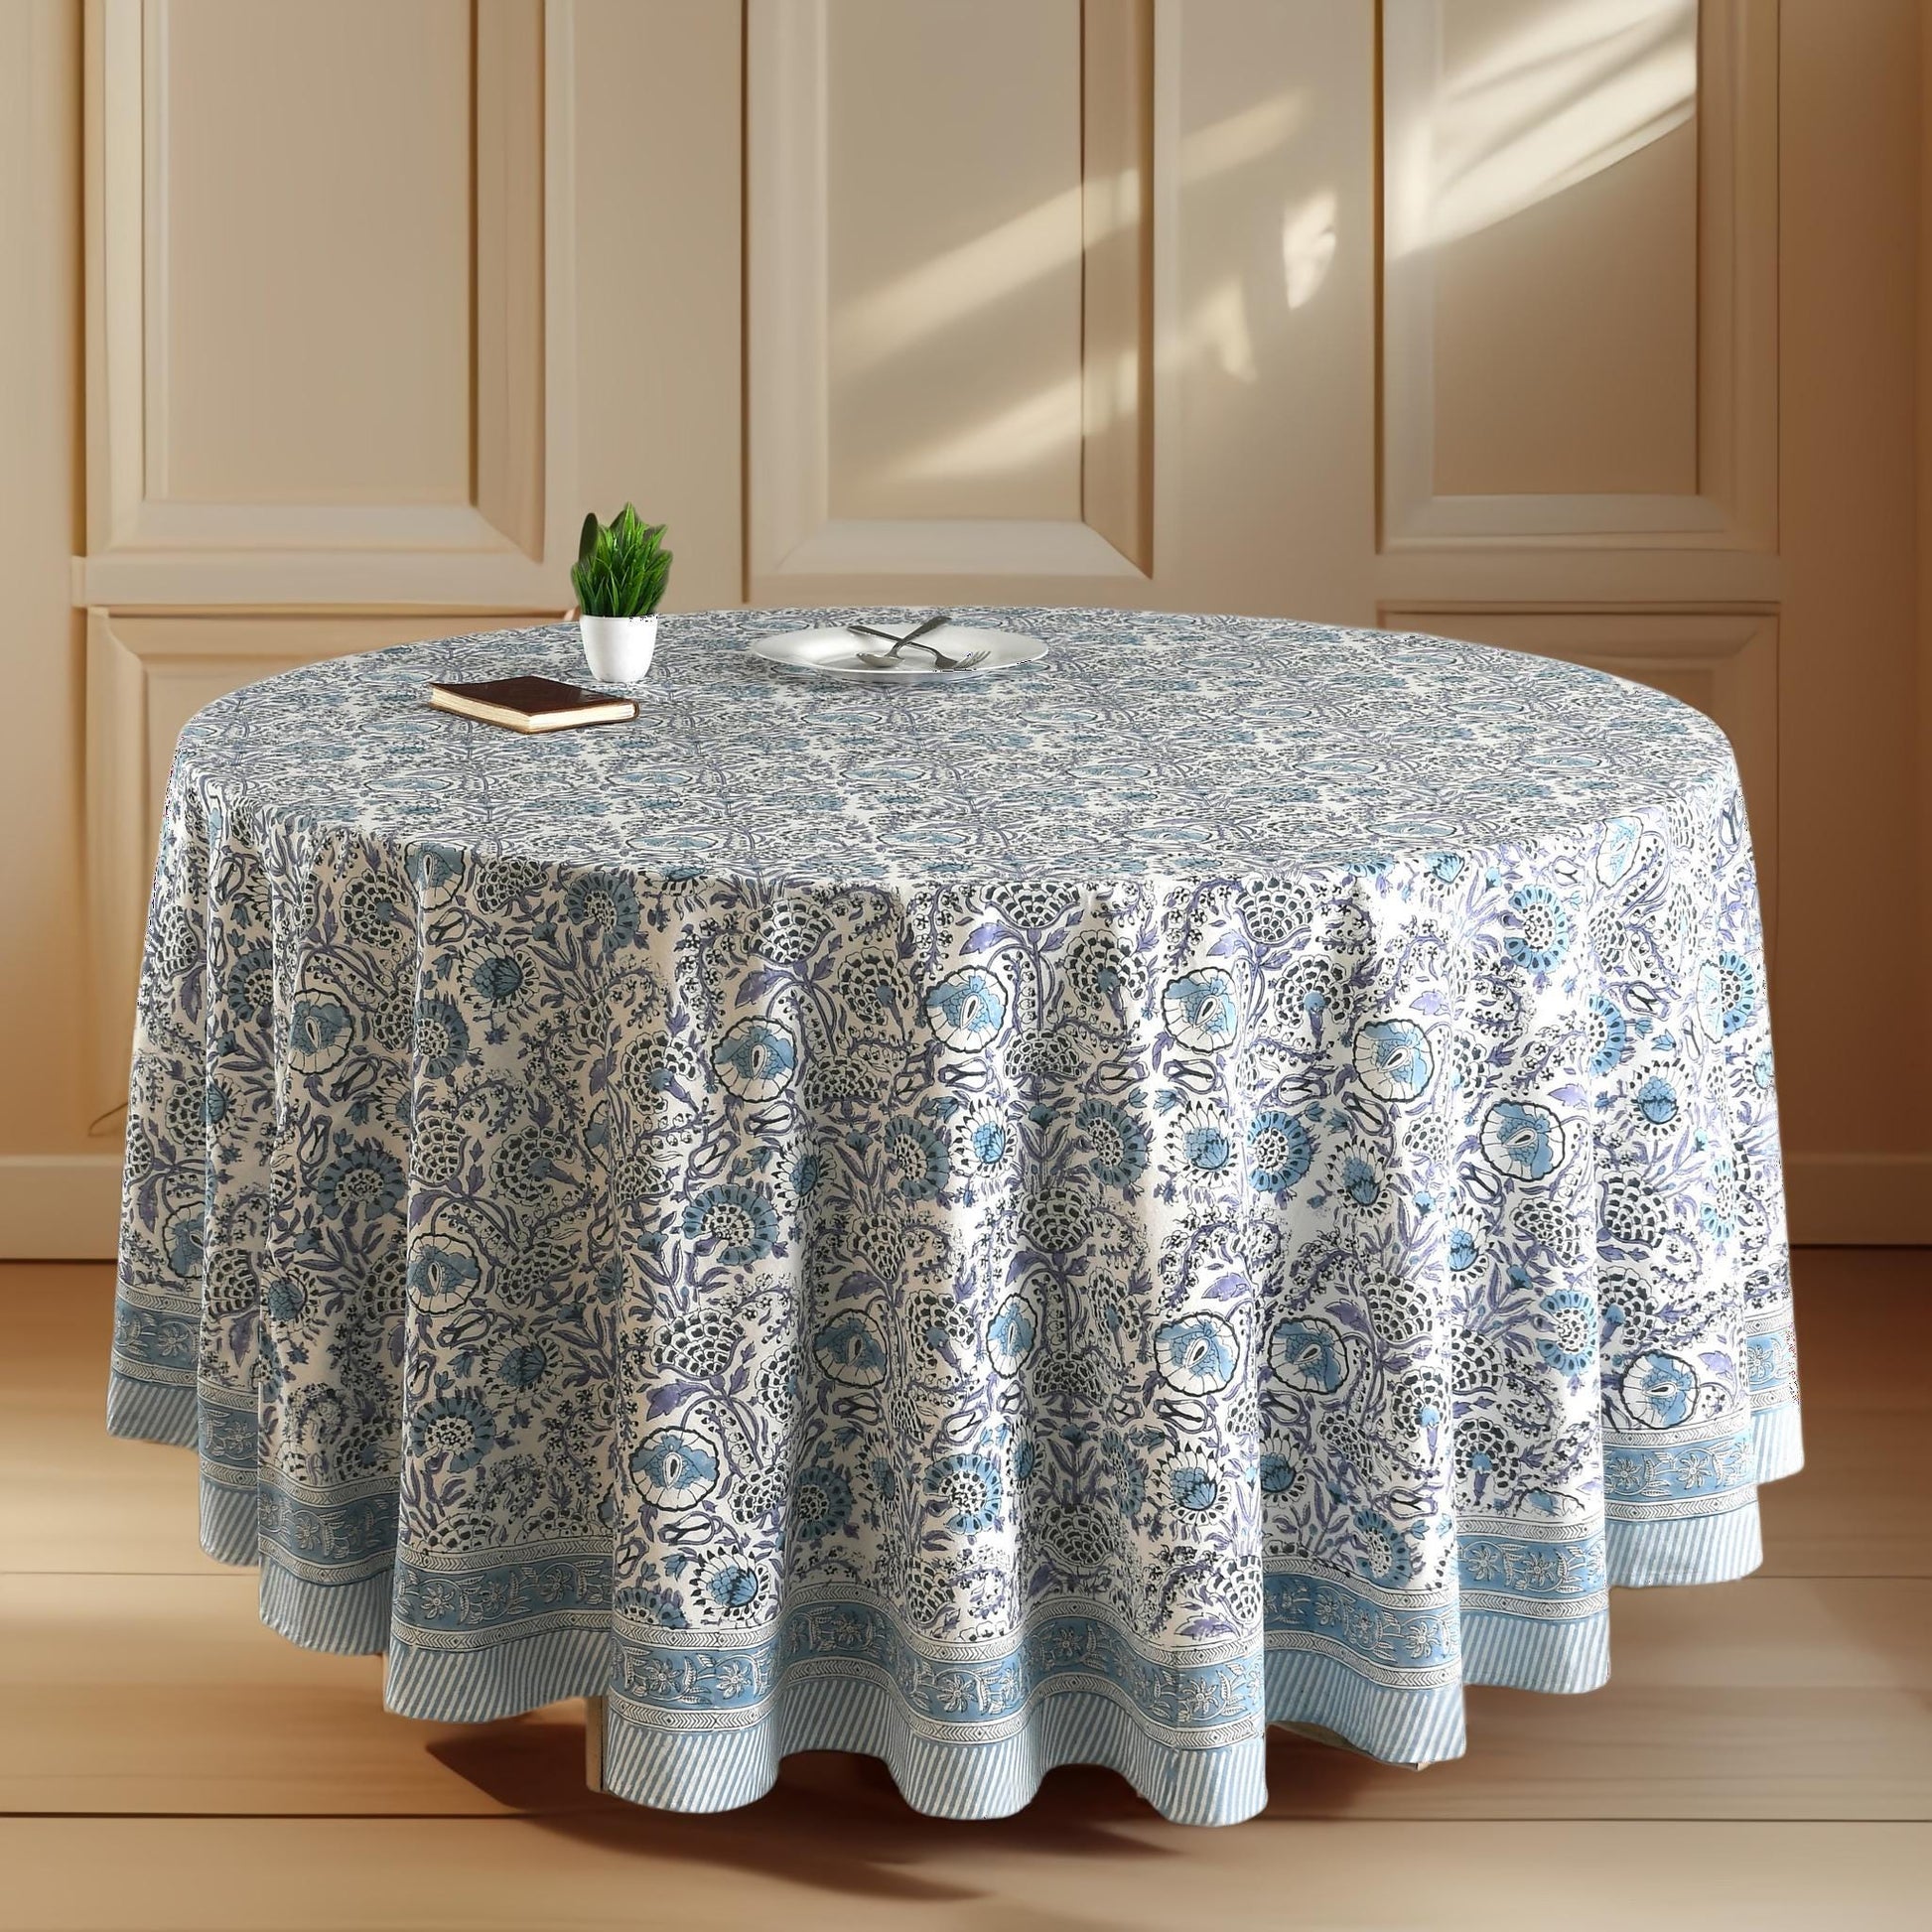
[
  {"left": 848, "top": 615, "right": 986, "bottom": 671},
  {"left": 856, "top": 643, "right": 990, "bottom": 672}
]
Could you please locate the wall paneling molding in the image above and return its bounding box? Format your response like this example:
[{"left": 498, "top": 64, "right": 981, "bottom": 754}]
[
  {"left": 79, "top": 0, "right": 579, "bottom": 608},
  {"left": 1380, "top": 0, "right": 1777, "bottom": 550}
]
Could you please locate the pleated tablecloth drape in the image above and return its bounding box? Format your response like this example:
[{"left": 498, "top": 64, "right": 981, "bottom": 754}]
[{"left": 108, "top": 608, "right": 1801, "bottom": 1824}]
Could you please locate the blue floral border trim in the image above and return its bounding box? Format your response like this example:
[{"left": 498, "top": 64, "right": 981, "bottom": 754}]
[{"left": 106, "top": 1363, "right": 1804, "bottom": 1817}]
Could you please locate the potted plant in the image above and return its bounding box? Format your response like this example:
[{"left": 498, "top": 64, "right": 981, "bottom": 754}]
[{"left": 572, "top": 504, "right": 672, "bottom": 684}]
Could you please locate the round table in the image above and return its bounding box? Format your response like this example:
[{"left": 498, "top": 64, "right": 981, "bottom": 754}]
[{"left": 108, "top": 607, "right": 1801, "bottom": 1825}]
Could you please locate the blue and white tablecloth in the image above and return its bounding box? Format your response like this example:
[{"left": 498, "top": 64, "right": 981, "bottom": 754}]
[{"left": 108, "top": 607, "right": 1801, "bottom": 1824}]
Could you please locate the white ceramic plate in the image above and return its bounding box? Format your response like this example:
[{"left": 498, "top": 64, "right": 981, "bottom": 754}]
[{"left": 748, "top": 623, "right": 1048, "bottom": 680}]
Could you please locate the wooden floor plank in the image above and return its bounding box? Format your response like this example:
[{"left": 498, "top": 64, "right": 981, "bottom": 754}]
[
  {"left": 1759, "top": 1247, "right": 1932, "bottom": 1577},
  {"left": 0, "top": 1264, "right": 227, "bottom": 1579},
  {"left": 1, "top": 1817, "right": 1926, "bottom": 1932},
  {"left": 3, "top": 1570, "right": 1925, "bottom": 1821},
  {"left": 0, "top": 1572, "right": 597, "bottom": 1817}
]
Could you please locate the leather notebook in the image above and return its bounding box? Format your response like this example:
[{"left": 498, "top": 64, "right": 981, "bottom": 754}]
[{"left": 427, "top": 675, "right": 638, "bottom": 734}]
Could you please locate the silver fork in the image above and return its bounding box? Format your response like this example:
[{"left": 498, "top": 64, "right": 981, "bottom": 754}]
[
  {"left": 857, "top": 642, "right": 990, "bottom": 672},
  {"left": 849, "top": 616, "right": 987, "bottom": 672}
]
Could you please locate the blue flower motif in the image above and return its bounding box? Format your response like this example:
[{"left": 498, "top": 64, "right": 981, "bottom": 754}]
[
  {"left": 1695, "top": 959, "right": 1727, "bottom": 1040},
  {"left": 317, "top": 1141, "right": 404, "bottom": 1221},
  {"left": 1164, "top": 1456, "right": 1220, "bottom": 1514},
  {"left": 1621, "top": 1351, "right": 1698, "bottom": 1429},
  {"left": 497, "top": 1342, "right": 550, "bottom": 1391},
  {"left": 1635, "top": 1074, "right": 1679, "bottom": 1126},
  {"left": 681, "top": 1182, "right": 777, "bottom": 1265},
  {"left": 408, "top": 1234, "right": 482, "bottom": 1313},
  {"left": 1596, "top": 818, "right": 1643, "bottom": 885},
  {"left": 1268, "top": 1315, "right": 1348, "bottom": 1394},
  {"left": 1504, "top": 886, "right": 1573, "bottom": 971},
  {"left": 986, "top": 1294, "right": 1038, "bottom": 1374},
  {"left": 629, "top": 1425, "right": 723, "bottom": 1506},
  {"left": 409, "top": 844, "right": 464, "bottom": 895},
  {"left": 924, "top": 967, "right": 1009, "bottom": 1048},
  {"left": 1354, "top": 1508, "right": 1415, "bottom": 1587},
  {"left": 1341, "top": 1155, "right": 1383, "bottom": 1208},
  {"left": 1717, "top": 949, "right": 1758, "bottom": 1035},
  {"left": 163, "top": 1207, "right": 205, "bottom": 1280},
  {"left": 563, "top": 870, "right": 639, "bottom": 943},
  {"left": 970, "top": 1118, "right": 1010, "bottom": 1166},
  {"left": 703, "top": 1562, "right": 762, "bottom": 1611},
  {"left": 290, "top": 993, "right": 356, "bottom": 1074},
  {"left": 792, "top": 1462, "right": 853, "bottom": 1539},
  {"left": 1701, "top": 1155, "right": 1738, "bottom": 1240},
  {"left": 1258, "top": 1451, "right": 1298, "bottom": 1495},
  {"left": 1536, "top": 1288, "right": 1596, "bottom": 1374},
  {"left": 412, "top": 997, "right": 470, "bottom": 1080},
  {"left": 1155, "top": 1312, "right": 1240, "bottom": 1394},
  {"left": 1076, "top": 1098, "right": 1150, "bottom": 1189},
  {"left": 1104, "top": 1436, "right": 1149, "bottom": 1515},
  {"left": 1177, "top": 1105, "right": 1235, "bottom": 1174},
  {"left": 264, "top": 1276, "right": 306, "bottom": 1322},
  {"left": 1163, "top": 968, "right": 1239, "bottom": 1050},
  {"left": 1448, "top": 1227, "right": 1479, "bottom": 1272},
  {"left": 1481, "top": 1099, "right": 1567, "bottom": 1180},
  {"left": 1587, "top": 995, "right": 1629, "bottom": 1076},
  {"left": 926, "top": 1451, "right": 1005, "bottom": 1534},
  {"left": 815, "top": 1310, "right": 888, "bottom": 1386},
  {"left": 620, "top": 1584, "right": 689, "bottom": 1630},
  {"left": 225, "top": 945, "right": 275, "bottom": 1025},
  {"left": 468, "top": 951, "right": 525, "bottom": 1008},
  {"left": 711, "top": 1017, "right": 797, "bottom": 1099},
  {"left": 1353, "top": 1020, "right": 1436, "bottom": 1101},
  {"left": 411, "top": 1390, "right": 497, "bottom": 1472},
  {"left": 1248, "top": 1110, "right": 1313, "bottom": 1194},
  {"left": 884, "top": 1117, "right": 951, "bottom": 1200}
]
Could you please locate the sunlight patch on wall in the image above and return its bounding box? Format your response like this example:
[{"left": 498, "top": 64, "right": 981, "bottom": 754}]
[
  {"left": 891, "top": 373, "right": 1086, "bottom": 484},
  {"left": 838, "top": 91, "right": 1303, "bottom": 371},
  {"left": 1283, "top": 191, "right": 1337, "bottom": 309},
  {"left": 1388, "top": 0, "right": 1696, "bottom": 258}
]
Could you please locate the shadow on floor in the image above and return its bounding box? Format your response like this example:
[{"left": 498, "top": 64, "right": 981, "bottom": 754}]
[{"left": 427, "top": 1718, "right": 1387, "bottom": 1900}]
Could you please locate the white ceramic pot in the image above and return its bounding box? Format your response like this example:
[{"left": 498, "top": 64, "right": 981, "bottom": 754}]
[{"left": 579, "top": 614, "right": 658, "bottom": 685}]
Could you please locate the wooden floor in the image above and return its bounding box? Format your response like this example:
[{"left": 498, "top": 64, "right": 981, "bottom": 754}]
[{"left": 2, "top": 1251, "right": 1927, "bottom": 1931}]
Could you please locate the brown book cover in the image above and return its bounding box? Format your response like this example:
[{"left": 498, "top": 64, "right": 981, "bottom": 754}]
[{"left": 428, "top": 675, "right": 638, "bottom": 734}]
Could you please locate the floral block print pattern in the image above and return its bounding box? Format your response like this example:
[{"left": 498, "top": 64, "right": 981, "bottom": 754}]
[{"left": 108, "top": 610, "right": 1801, "bottom": 1825}]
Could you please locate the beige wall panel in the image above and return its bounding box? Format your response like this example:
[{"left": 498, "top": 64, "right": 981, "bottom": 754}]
[
  {"left": 1778, "top": 0, "right": 1928, "bottom": 1161},
  {"left": 0, "top": 0, "right": 87, "bottom": 1169},
  {"left": 82, "top": 0, "right": 564, "bottom": 608},
  {"left": 1427, "top": 0, "right": 1699, "bottom": 498},
  {"left": 572, "top": 0, "right": 743, "bottom": 612},
  {"left": 1383, "top": 0, "right": 1774, "bottom": 548},
  {"left": 750, "top": 0, "right": 1377, "bottom": 616},
  {"left": 826, "top": 0, "right": 1084, "bottom": 523},
  {"left": 1081, "top": 0, "right": 1155, "bottom": 572},
  {"left": 1432, "top": 130, "right": 1697, "bottom": 496},
  {"left": 152, "top": 0, "right": 474, "bottom": 507},
  {"left": 1161, "top": 0, "right": 1375, "bottom": 621},
  {"left": 748, "top": 0, "right": 1146, "bottom": 592}
]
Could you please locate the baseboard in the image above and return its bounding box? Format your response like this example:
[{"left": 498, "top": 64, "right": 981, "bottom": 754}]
[
  {"left": 0, "top": 1154, "right": 122, "bottom": 1259},
  {"left": 1785, "top": 1154, "right": 1932, "bottom": 1246},
  {"left": 0, "top": 1150, "right": 1924, "bottom": 1260}
]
